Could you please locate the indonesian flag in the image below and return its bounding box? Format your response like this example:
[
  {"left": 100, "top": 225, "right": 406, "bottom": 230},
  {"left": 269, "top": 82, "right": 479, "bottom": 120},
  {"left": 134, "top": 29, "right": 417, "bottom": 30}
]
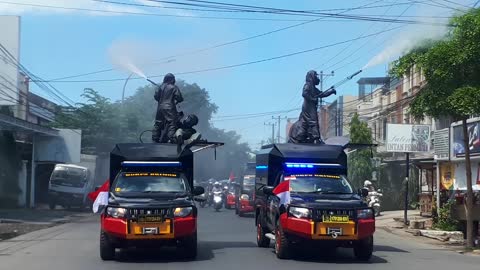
[
  {"left": 229, "top": 171, "right": 235, "bottom": 182},
  {"left": 88, "top": 180, "right": 109, "bottom": 213},
  {"left": 273, "top": 180, "right": 291, "bottom": 206}
]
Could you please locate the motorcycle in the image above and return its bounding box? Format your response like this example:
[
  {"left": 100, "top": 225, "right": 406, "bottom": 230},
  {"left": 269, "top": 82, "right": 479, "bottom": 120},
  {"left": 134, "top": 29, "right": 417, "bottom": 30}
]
[
  {"left": 197, "top": 193, "right": 207, "bottom": 208},
  {"left": 367, "top": 189, "right": 383, "bottom": 216},
  {"left": 213, "top": 190, "right": 223, "bottom": 211}
]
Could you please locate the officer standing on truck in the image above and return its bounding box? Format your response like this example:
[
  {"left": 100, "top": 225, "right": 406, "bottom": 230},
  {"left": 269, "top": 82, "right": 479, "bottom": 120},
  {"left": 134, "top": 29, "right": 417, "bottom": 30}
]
[
  {"left": 289, "top": 70, "right": 336, "bottom": 144},
  {"left": 152, "top": 73, "right": 184, "bottom": 143}
]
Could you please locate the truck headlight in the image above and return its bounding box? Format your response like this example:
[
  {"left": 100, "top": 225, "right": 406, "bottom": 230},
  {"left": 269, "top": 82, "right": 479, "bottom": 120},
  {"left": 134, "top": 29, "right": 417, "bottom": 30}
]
[
  {"left": 174, "top": 207, "right": 193, "bottom": 217},
  {"left": 288, "top": 207, "right": 311, "bottom": 219},
  {"left": 106, "top": 207, "right": 127, "bottom": 218},
  {"left": 357, "top": 208, "right": 374, "bottom": 219},
  {"left": 240, "top": 194, "right": 249, "bottom": 201}
]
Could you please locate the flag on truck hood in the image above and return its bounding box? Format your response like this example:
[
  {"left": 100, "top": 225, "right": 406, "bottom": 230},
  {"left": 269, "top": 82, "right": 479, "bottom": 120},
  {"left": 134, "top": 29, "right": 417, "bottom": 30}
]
[
  {"left": 273, "top": 180, "right": 291, "bottom": 206},
  {"left": 88, "top": 180, "right": 109, "bottom": 213}
]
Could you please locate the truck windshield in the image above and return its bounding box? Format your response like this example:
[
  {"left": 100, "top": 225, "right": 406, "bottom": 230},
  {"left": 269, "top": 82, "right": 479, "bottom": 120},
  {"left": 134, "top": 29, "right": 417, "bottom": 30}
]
[
  {"left": 243, "top": 175, "right": 255, "bottom": 186},
  {"left": 113, "top": 172, "right": 187, "bottom": 193},
  {"left": 285, "top": 174, "right": 353, "bottom": 194},
  {"left": 50, "top": 166, "right": 87, "bottom": 187}
]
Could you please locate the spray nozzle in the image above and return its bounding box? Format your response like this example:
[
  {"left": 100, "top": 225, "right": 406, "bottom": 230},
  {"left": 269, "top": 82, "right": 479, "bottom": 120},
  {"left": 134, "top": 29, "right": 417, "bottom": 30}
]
[{"left": 147, "top": 78, "right": 158, "bottom": 86}]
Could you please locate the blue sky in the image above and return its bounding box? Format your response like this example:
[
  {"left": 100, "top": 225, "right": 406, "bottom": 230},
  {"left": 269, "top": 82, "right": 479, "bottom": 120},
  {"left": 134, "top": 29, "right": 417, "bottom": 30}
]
[{"left": 1, "top": 0, "right": 474, "bottom": 149}]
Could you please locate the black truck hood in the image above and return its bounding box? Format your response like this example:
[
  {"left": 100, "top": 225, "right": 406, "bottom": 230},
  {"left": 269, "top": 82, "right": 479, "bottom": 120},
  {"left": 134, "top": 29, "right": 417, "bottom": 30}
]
[
  {"left": 108, "top": 192, "right": 194, "bottom": 208},
  {"left": 290, "top": 193, "right": 367, "bottom": 209}
]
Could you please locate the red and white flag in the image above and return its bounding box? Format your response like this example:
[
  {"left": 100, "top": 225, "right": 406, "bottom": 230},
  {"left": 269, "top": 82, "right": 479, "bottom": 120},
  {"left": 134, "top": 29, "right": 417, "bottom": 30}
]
[
  {"left": 88, "top": 180, "right": 109, "bottom": 213},
  {"left": 273, "top": 180, "right": 291, "bottom": 206}
]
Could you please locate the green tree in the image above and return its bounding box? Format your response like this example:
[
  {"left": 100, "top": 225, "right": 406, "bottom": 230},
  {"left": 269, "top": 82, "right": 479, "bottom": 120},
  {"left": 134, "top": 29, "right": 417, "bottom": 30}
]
[
  {"left": 390, "top": 9, "right": 480, "bottom": 247},
  {"left": 53, "top": 80, "right": 251, "bottom": 180},
  {"left": 348, "top": 113, "right": 374, "bottom": 188}
]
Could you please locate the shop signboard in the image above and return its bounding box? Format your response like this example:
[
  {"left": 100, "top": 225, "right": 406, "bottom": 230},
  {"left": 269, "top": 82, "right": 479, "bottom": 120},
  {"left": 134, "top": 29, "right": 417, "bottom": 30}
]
[
  {"left": 451, "top": 118, "right": 480, "bottom": 160},
  {"left": 386, "top": 124, "right": 431, "bottom": 152}
]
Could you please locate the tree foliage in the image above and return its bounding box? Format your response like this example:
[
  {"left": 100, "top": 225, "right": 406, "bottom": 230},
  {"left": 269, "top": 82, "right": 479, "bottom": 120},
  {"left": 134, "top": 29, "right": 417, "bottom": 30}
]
[
  {"left": 390, "top": 9, "right": 480, "bottom": 121},
  {"left": 348, "top": 113, "right": 373, "bottom": 188},
  {"left": 389, "top": 8, "right": 480, "bottom": 247},
  {"left": 52, "top": 80, "right": 251, "bottom": 180}
]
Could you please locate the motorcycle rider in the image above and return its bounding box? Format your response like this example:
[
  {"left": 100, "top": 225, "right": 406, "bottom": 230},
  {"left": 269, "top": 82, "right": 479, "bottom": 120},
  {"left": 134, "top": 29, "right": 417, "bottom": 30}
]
[
  {"left": 152, "top": 73, "right": 184, "bottom": 143},
  {"left": 364, "top": 180, "right": 375, "bottom": 192},
  {"left": 212, "top": 181, "right": 223, "bottom": 193}
]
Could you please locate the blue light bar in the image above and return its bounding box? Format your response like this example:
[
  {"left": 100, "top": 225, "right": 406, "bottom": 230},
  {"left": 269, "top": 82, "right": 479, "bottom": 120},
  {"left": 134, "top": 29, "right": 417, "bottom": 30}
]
[
  {"left": 121, "top": 161, "right": 182, "bottom": 167},
  {"left": 256, "top": 165, "right": 268, "bottom": 169},
  {"left": 284, "top": 163, "right": 343, "bottom": 169}
]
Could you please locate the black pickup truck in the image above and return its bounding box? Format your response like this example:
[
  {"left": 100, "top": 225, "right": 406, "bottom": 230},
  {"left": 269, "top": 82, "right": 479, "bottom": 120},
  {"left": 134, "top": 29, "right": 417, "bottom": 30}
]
[
  {"left": 99, "top": 143, "right": 214, "bottom": 261},
  {"left": 254, "top": 143, "right": 375, "bottom": 260}
]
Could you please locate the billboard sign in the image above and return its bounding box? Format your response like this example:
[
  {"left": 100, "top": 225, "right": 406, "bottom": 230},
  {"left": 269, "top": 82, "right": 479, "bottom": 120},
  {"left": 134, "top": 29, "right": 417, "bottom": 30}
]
[
  {"left": 451, "top": 118, "right": 480, "bottom": 160},
  {"left": 0, "top": 16, "right": 20, "bottom": 106},
  {"left": 386, "top": 124, "right": 431, "bottom": 152}
]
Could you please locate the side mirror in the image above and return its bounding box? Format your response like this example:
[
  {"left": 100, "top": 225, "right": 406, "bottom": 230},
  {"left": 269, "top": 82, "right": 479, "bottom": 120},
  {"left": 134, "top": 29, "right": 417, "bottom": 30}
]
[
  {"left": 359, "top": 188, "right": 369, "bottom": 197},
  {"left": 263, "top": 186, "right": 275, "bottom": 196},
  {"left": 193, "top": 186, "right": 205, "bottom": 196}
]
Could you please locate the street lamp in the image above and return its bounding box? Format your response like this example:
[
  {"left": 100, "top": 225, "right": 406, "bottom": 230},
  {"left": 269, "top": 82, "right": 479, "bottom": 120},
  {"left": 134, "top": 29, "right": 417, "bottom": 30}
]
[{"left": 121, "top": 73, "right": 134, "bottom": 104}]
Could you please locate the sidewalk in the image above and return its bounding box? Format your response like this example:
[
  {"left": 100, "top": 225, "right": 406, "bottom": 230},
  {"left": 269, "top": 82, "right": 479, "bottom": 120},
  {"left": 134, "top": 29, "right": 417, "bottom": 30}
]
[
  {"left": 377, "top": 210, "right": 480, "bottom": 255},
  {"left": 0, "top": 205, "right": 93, "bottom": 241}
]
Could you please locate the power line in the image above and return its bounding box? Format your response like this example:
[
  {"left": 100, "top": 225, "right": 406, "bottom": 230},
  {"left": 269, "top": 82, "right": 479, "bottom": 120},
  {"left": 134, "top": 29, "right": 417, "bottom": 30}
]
[
  {"left": 0, "top": 1, "right": 310, "bottom": 21},
  {"left": 48, "top": 0, "right": 385, "bottom": 82}
]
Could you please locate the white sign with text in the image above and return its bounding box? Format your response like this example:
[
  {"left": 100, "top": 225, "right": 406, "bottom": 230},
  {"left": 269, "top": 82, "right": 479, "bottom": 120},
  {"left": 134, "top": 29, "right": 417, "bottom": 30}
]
[{"left": 386, "top": 124, "right": 431, "bottom": 153}]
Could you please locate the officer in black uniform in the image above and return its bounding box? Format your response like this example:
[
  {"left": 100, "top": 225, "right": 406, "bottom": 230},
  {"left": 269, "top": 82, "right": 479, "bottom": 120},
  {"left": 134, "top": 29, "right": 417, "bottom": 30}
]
[{"left": 152, "top": 73, "right": 184, "bottom": 143}]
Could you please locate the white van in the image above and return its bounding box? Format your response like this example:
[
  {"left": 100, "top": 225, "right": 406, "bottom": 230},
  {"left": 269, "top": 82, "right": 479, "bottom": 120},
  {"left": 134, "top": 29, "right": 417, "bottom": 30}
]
[{"left": 48, "top": 164, "right": 94, "bottom": 210}]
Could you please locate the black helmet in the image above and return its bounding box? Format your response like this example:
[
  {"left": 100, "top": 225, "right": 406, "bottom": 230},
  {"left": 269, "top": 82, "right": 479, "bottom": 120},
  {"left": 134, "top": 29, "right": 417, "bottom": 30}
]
[
  {"left": 163, "top": 73, "right": 176, "bottom": 84},
  {"left": 183, "top": 114, "right": 199, "bottom": 127}
]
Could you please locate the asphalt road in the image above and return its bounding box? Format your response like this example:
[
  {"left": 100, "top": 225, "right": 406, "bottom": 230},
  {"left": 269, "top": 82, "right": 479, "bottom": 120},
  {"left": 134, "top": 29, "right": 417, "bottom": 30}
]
[{"left": 0, "top": 207, "right": 478, "bottom": 270}]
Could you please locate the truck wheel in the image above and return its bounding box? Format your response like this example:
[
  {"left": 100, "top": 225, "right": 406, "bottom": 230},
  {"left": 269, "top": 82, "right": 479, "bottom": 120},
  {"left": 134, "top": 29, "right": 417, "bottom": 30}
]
[
  {"left": 354, "top": 235, "right": 373, "bottom": 261},
  {"left": 256, "top": 222, "right": 270, "bottom": 248},
  {"left": 182, "top": 232, "right": 197, "bottom": 260},
  {"left": 275, "top": 222, "right": 291, "bottom": 259},
  {"left": 100, "top": 231, "right": 115, "bottom": 260}
]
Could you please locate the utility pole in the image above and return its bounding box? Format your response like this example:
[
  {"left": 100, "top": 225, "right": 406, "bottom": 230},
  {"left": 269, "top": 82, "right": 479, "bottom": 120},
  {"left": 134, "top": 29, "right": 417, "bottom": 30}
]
[
  {"left": 264, "top": 122, "right": 276, "bottom": 144},
  {"left": 272, "top": 116, "right": 287, "bottom": 143}
]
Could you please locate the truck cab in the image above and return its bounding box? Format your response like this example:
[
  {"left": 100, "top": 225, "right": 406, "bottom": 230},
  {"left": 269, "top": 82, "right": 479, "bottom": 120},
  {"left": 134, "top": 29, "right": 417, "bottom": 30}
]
[
  {"left": 254, "top": 143, "right": 374, "bottom": 260},
  {"left": 99, "top": 143, "right": 206, "bottom": 260},
  {"left": 48, "top": 164, "right": 94, "bottom": 210}
]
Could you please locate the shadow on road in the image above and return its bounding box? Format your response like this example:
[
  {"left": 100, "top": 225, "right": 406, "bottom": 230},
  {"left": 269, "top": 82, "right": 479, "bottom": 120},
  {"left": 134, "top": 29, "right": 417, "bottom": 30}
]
[
  {"left": 115, "top": 240, "right": 257, "bottom": 263},
  {"left": 285, "top": 246, "right": 389, "bottom": 264},
  {"left": 374, "top": 245, "right": 409, "bottom": 253}
]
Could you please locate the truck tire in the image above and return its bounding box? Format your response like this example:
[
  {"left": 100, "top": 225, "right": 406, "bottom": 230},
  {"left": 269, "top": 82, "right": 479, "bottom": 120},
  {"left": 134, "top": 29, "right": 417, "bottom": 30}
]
[
  {"left": 354, "top": 235, "right": 373, "bottom": 261},
  {"left": 275, "top": 221, "right": 291, "bottom": 259},
  {"left": 100, "top": 231, "right": 115, "bottom": 261},
  {"left": 182, "top": 232, "right": 197, "bottom": 260},
  {"left": 256, "top": 221, "right": 270, "bottom": 248}
]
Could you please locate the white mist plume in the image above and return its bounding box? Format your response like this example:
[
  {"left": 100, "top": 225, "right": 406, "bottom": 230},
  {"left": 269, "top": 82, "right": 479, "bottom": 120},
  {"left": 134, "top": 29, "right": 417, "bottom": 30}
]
[
  {"left": 362, "top": 1, "right": 470, "bottom": 70},
  {"left": 107, "top": 37, "right": 223, "bottom": 82},
  {"left": 107, "top": 39, "right": 157, "bottom": 79}
]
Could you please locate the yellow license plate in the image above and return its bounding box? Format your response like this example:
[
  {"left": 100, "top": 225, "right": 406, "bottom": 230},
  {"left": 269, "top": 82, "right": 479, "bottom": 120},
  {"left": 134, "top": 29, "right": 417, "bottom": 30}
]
[
  {"left": 138, "top": 216, "right": 164, "bottom": 223},
  {"left": 322, "top": 215, "right": 350, "bottom": 223},
  {"left": 131, "top": 220, "right": 171, "bottom": 235}
]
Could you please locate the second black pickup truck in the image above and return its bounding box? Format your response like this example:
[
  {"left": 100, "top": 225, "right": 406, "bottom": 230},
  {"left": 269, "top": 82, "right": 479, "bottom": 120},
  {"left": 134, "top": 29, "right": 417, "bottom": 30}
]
[{"left": 254, "top": 143, "right": 375, "bottom": 260}]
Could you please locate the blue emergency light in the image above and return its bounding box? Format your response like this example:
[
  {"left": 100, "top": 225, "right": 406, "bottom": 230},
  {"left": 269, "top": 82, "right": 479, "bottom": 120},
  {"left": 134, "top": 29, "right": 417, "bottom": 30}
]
[
  {"left": 121, "top": 161, "right": 182, "bottom": 167},
  {"left": 256, "top": 165, "right": 268, "bottom": 170},
  {"left": 284, "top": 162, "right": 343, "bottom": 169}
]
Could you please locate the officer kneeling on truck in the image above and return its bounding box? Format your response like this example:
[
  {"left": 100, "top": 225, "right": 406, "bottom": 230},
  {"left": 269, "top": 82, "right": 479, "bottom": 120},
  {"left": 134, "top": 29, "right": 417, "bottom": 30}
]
[
  {"left": 96, "top": 143, "right": 206, "bottom": 260},
  {"left": 254, "top": 143, "right": 375, "bottom": 260}
]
